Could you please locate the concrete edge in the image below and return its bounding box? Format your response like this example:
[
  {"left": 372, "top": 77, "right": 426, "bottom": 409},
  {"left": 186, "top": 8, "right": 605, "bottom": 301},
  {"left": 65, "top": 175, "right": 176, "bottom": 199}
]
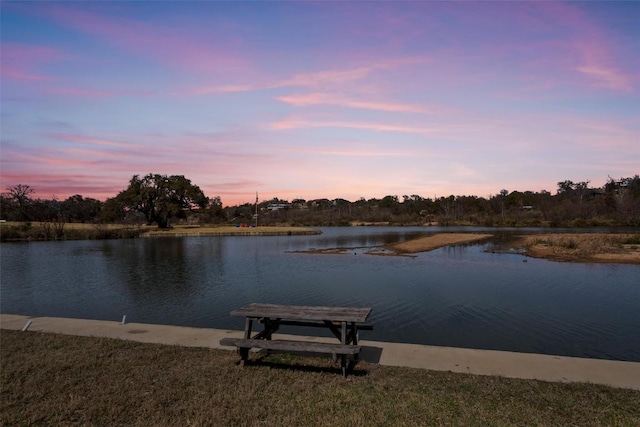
[{"left": 2, "top": 314, "right": 639, "bottom": 391}]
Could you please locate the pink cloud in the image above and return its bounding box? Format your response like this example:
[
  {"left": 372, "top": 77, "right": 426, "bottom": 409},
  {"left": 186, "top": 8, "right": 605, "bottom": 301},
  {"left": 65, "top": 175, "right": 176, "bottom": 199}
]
[
  {"left": 23, "top": 132, "right": 273, "bottom": 189},
  {"left": 42, "top": 5, "right": 247, "bottom": 74},
  {"left": 183, "top": 84, "right": 256, "bottom": 96},
  {"left": 1, "top": 43, "right": 143, "bottom": 99},
  {"left": 276, "top": 92, "right": 465, "bottom": 117},
  {"left": 45, "top": 87, "right": 130, "bottom": 98},
  {"left": 41, "top": 156, "right": 100, "bottom": 168},
  {"left": 297, "top": 148, "right": 408, "bottom": 157},
  {"left": 576, "top": 63, "right": 634, "bottom": 93},
  {"left": 180, "top": 55, "right": 430, "bottom": 96},
  {"left": 536, "top": 3, "right": 637, "bottom": 93},
  {"left": 1, "top": 68, "right": 50, "bottom": 82},
  {"left": 2, "top": 148, "right": 101, "bottom": 169},
  {"left": 275, "top": 93, "right": 429, "bottom": 114},
  {"left": 0, "top": 43, "right": 62, "bottom": 82},
  {"left": 390, "top": 3, "right": 639, "bottom": 95},
  {"left": 46, "top": 133, "right": 140, "bottom": 149},
  {"left": 61, "top": 147, "right": 110, "bottom": 157},
  {"left": 178, "top": 66, "right": 375, "bottom": 96},
  {"left": 269, "top": 118, "right": 432, "bottom": 134},
  {"left": 282, "top": 67, "right": 373, "bottom": 87},
  {"left": 1, "top": 172, "right": 127, "bottom": 200},
  {"left": 269, "top": 117, "right": 477, "bottom": 137}
]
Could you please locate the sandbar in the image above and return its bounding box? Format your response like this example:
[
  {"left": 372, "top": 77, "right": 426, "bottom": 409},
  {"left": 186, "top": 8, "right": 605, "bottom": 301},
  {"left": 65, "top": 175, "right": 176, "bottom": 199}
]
[{"left": 389, "top": 233, "right": 494, "bottom": 254}]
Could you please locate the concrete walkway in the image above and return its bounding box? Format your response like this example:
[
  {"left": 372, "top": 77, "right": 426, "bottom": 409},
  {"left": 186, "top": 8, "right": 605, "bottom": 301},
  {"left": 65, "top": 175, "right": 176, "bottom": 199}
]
[{"left": 2, "top": 313, "right": 639, "bottom": 391}]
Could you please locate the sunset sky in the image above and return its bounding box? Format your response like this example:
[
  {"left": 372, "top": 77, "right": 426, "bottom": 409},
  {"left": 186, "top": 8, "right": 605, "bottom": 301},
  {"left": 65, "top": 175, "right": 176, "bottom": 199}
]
[{"left": 1, "top": 1, "right": 638, "bottom": 206}]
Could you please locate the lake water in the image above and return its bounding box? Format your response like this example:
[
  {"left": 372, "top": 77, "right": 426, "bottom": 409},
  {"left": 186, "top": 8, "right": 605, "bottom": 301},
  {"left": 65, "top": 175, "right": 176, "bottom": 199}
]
[{"left": 2, "top": 227, "right": 639, "bottom": 361}]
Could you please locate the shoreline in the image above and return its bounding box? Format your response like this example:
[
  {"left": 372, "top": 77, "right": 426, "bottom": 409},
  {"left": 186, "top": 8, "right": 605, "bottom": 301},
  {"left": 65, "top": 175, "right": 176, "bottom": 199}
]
[
  {"left": 142, "top": 225, "right": 321, "bottom": 237},
  {"left": 2, "top": 221, "right": 638, "bottom": 264}
]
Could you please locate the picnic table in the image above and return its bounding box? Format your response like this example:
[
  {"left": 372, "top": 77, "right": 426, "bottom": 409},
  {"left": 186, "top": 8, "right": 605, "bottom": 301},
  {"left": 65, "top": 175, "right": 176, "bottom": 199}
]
[{"left": 220, "top": 303, "right": 373, "bottom": 377}]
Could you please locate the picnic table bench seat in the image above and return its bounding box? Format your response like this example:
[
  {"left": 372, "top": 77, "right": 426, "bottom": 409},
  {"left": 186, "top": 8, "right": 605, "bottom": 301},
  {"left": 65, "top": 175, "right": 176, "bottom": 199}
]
[
  {"left": 220, "top": 338, "right": 362, "bottom": 355},
  {"left": 220, "top": 337, "right": 361, "bottom": 377}
]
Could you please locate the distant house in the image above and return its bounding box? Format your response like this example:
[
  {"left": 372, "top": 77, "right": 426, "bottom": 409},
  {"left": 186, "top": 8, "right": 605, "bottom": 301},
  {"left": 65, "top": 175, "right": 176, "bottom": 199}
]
[
  {"left": 291, "top": 199, "right": 308, "bottom": 209},
  {"left": 267, "top": 203, "right": 290, "bottom": 211},
  {"left": 587, "top": 189, "right": 605, "bottom": 199},
  {"left": 308, "top": 199, "right": 332, "bottom": 208}
]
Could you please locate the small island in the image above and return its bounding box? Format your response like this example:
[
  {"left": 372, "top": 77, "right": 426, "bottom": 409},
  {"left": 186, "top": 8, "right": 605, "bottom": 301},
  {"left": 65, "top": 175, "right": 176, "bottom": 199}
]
[
  {"left": 388, "top": 233, "right": 493, "bottom": 254},
  {"left": 513, "top": 233, "right": 640, "bottom": 264}
]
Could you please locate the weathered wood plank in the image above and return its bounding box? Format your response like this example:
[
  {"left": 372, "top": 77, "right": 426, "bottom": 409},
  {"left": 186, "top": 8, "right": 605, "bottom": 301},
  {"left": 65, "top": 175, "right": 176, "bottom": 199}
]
[
  {"left": 219, "top": 338, "right": 361, "bottom": 355},
  {"left": 230, "top": 303, "right": 372, "bottom": 323}
]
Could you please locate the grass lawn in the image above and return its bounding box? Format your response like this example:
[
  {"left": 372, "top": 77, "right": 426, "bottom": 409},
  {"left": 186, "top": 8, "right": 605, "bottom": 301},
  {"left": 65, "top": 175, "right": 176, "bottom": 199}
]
[{"left": 2, "top": 330, "right": 638, "bottom": 426}]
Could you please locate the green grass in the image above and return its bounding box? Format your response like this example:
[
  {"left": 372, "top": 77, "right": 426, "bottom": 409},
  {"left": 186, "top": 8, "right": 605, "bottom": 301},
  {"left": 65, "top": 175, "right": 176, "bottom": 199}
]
[{"left": 2, "top": 331, "right": 639, "bottom": 426}]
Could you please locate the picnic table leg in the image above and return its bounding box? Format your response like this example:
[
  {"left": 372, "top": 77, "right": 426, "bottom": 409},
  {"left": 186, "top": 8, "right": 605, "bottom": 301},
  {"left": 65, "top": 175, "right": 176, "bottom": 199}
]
[
  {"left": 240, "top": 318, "right": 253, "bottom": 366},
  {"left": 265, "top": 317, "right": 273, "bottom": 340},
  {"left": 350, "top": 322, "right": 360, "bottom": 361},
  {"left": 341, "top": 321, "right": 347, "bottom": 377},
  {"left": 244, "top": 318, "right": 253, "bottom": 339}
]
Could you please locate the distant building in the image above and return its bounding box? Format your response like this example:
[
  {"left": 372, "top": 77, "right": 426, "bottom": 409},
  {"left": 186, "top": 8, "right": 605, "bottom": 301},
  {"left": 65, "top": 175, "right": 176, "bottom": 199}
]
[
  {"left": 308, "top": 199, "right": 332, "bottom": 208},
  {"left": 267, "top": 203, "right": 290, "bottom": 211},
  {"left": 291, "top": 199, "right": 308, "bottom": 209}
]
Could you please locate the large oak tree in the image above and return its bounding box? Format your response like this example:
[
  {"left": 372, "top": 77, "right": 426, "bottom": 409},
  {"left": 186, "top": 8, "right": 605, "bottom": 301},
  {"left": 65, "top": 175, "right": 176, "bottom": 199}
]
[{"left": 115, "top": 174, "right": 209, "bottom": 228}]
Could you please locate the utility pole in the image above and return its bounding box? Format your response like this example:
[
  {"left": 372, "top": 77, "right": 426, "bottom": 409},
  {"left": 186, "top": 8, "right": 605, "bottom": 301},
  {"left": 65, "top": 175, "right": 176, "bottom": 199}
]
[{"left": 254, "top": 192, "right": 258, "bottom": 227}]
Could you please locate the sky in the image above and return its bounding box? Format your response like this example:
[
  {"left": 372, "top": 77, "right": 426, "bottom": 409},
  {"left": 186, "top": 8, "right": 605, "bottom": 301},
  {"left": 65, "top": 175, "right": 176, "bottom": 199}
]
[{"left": 1, "top": 1, "right": 639, "bottom": 206}]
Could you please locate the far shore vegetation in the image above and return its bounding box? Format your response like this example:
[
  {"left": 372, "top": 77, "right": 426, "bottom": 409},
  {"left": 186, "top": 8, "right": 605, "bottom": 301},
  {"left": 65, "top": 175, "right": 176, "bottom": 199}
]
[
  {"left": 2, "top": 175, "right": 639, "bottom": 261},
  {"left": 2, "top": 330, "right": 639, "bottom": 426},
  {"left": 1, "top": 175, "right": 639, "bottom": 235}
]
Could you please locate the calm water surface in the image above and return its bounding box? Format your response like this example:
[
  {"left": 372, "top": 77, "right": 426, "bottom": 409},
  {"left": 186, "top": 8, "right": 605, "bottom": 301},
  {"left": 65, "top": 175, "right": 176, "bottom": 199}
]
[{"left": 2, "top": 227, "right": 639, "bottom": 361}]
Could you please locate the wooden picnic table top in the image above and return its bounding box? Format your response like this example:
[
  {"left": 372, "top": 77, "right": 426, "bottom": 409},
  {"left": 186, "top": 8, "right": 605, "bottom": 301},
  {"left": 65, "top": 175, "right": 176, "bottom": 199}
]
[{"left": 230, "top": 303, "right": 372, "bottom": 323}]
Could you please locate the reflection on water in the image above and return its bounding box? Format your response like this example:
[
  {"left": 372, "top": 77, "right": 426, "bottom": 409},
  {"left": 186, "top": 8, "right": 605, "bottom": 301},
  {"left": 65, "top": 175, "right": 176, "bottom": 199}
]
[{"left": 1, "top": 227, "right": 639, "bottom": 361}]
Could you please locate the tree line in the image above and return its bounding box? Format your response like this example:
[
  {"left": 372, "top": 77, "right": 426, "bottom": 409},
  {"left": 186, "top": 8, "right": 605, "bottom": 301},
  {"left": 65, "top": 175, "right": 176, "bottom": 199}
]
[
  {"left": 1, "top": 174, "right": 639, "bottom": 233},
  {"left": 244, "top": 176, "right": 640, "bottom": 228}
]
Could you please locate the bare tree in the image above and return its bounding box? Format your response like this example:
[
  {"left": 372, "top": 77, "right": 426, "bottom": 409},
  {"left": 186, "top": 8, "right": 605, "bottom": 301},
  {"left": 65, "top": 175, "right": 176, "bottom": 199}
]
[{"left": 5, "top": 184, "right": 35, "bottom": 220}]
